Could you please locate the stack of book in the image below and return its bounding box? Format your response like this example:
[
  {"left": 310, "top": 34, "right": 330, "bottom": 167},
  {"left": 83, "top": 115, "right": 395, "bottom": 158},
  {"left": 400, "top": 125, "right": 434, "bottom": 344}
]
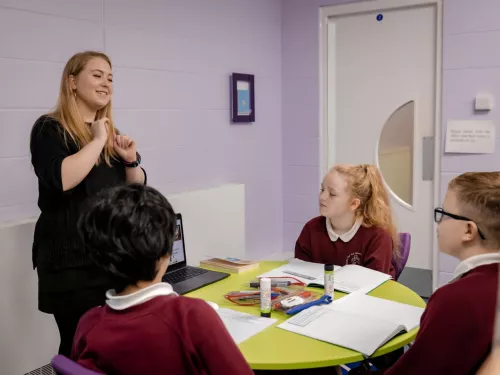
[{"left": 200, "top": 257, "right": 260, "bottom": 273}]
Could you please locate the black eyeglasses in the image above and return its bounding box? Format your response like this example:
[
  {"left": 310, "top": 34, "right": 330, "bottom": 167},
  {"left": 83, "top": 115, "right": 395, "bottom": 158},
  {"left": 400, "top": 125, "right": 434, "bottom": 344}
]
[{"left": 434, "top": 207, "right": 486, "bottom": 240}]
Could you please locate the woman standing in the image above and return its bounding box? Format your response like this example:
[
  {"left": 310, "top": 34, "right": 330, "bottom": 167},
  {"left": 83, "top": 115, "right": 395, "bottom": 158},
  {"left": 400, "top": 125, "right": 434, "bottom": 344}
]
[{"left": 30, "top": 51, "right": 146, "bottom": 356}]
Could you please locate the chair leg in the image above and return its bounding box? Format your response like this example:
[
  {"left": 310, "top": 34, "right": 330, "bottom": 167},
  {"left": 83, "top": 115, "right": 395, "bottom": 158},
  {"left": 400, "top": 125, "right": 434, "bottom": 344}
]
[{"left": 340, "top": 364, "right": 351, "bottom": 373}]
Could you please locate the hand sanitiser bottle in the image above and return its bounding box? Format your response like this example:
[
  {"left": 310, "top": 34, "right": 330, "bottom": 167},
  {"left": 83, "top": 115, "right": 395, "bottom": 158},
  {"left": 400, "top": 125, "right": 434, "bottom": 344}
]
[
  {"left": 324, "top": 264, "right": 335, "bottom": 299},
  {"left": 260, "top": 277, "right": 272, "bottom": 318}
]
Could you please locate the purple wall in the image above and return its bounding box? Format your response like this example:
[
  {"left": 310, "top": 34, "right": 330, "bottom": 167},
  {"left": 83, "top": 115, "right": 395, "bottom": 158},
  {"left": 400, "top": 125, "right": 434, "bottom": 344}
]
[
  {"left": 0, "top": 0, "right": 283, "bottom": 258},
  {"left": 281, "top": 0, "right": 361, "bottom": 252},
  {"left": 1, "top": 0, "right": 498, "bottom": 266},
  {"left": 439, "top": 0, "right": 500, "bottom": 284},
  {"left": 281, "top": 0, "right": 500, "bottom": 284}
]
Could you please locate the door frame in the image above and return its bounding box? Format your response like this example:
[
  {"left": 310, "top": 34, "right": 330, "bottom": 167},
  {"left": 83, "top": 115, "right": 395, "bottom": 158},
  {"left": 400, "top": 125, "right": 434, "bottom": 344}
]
[{"left": 319, "top": 0, "right": 443, "bottom": 290}]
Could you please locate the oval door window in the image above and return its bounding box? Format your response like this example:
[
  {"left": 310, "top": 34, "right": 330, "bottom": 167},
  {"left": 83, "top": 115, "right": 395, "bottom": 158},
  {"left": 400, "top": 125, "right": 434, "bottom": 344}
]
[{"left": 377, "top": 101, "right": 414, "bottom": 207}]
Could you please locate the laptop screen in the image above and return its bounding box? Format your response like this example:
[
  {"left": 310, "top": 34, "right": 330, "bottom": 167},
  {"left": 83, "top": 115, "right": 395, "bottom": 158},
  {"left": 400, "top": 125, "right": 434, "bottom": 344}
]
[{"left": 170, "top": 217, "right": 186, "bottom": 266}]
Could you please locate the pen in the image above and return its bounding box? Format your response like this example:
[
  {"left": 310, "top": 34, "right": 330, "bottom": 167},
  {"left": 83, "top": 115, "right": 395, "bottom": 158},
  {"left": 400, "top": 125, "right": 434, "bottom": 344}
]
[
  {"left": 282, "top": 270, "right": 317, "bottom": 280},
  {"left": 250, "top": 281, "right": 291, "bottom": 288}
]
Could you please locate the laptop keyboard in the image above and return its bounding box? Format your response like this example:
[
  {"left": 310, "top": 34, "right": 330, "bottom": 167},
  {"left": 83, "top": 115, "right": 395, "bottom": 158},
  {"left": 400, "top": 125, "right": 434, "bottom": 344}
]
[{"left": 163, "top": 266, "right": 208, "bottom": 284}]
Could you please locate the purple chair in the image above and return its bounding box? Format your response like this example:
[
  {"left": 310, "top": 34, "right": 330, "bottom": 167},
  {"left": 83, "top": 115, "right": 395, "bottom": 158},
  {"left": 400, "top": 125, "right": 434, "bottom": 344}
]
[
  {"left": 51, "top": 355, "right": 103, "bottom": 375},
  {"left": 392, "top": 232, "right": 411, "bottom": 281}
]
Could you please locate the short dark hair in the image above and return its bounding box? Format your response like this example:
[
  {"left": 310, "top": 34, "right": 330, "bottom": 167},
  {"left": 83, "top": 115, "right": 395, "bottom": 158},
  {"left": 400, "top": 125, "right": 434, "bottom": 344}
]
[{"left": 78, "top": 184, "right": 176, "bottom": 291}]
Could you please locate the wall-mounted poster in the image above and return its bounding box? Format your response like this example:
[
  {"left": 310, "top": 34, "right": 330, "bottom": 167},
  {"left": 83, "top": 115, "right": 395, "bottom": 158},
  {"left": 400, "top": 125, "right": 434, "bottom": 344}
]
[{"left": 231, "top": 73, "right": 255, "bottom": 123}]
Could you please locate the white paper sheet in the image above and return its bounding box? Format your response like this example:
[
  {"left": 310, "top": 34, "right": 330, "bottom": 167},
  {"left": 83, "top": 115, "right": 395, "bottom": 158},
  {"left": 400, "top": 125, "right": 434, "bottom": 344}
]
[
  {"left": 333, "top": 265, "right": 392, "bottom": 293},
  {"left": 217, "top": 308, "right": 276, "bottom": 344},
  {"left": 445, "top": 120, "right": 495, "bottom": 153},
  {"left": 257, "top": 259, "right": 340, "bottom": 285}
]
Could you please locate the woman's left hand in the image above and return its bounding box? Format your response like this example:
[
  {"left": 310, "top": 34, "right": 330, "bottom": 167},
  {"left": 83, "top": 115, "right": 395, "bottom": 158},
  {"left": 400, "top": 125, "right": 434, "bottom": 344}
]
[{"left": 113, "top": 134, "right": 137, "bottom": 163}]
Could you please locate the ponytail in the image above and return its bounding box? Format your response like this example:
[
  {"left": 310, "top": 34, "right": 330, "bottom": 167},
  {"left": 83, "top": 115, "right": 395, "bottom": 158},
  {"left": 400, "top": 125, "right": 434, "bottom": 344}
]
[
  {"left": 363, "top": 165, "right": 400, "bottom": 256},
  {"left": 333, "top": 164, "right": 400, "bottom": 258}
]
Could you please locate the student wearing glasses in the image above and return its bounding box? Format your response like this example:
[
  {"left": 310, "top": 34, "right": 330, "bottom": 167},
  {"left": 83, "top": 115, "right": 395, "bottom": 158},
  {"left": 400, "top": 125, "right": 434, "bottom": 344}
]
[{"left": 353, "top": 172, "right": 500, "bottom": 375}]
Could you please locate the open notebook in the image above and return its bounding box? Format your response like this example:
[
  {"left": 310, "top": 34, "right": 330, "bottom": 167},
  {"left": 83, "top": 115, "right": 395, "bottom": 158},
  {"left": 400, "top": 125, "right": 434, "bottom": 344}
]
[
  {"left": 258, "top": 259, "right": 392, "bottom": 294},
  {"left": 278, "top": 293, "right": 424, "bottom": 357}
]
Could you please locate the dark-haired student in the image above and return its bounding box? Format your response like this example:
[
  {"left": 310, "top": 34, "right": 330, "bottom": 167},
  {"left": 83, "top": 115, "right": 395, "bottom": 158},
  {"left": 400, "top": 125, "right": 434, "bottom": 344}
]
[
  {"left": 72, "top": 184, "right": 254, "bottom": 375},
  {"left": 351, "top": 172, "right": 500, "bottom": 375}
]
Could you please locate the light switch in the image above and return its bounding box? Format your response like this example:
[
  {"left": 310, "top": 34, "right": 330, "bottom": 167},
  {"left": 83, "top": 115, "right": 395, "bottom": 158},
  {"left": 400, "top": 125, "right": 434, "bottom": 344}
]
[{"left": 475, "top": 93, "right": 494, "bottom": 111}]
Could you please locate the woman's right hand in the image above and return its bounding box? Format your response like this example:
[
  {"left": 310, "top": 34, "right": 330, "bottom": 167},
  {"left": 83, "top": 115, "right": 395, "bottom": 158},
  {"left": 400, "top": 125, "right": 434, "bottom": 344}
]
[
  {"left": 91, "top": 117, "right": 109, "bottom": 143},
  {"left": 61, "top": 117, "right": 112, "bottom": 191}
]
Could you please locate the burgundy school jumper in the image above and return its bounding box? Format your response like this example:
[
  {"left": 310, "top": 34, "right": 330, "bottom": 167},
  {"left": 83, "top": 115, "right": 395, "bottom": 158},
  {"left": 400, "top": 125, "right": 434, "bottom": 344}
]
[
  {"left": 295, "top": 216, "right": 395, "bottom": 278},
  {"left": 383, "top": 263, "right": 498, "bottom": 375},
  {"left": 72, "top": 291, "right": 254, "bottom": 375}
]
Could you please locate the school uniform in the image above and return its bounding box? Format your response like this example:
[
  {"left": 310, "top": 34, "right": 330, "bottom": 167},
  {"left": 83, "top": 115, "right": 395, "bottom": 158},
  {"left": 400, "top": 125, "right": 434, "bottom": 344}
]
[
  {"left": 295, "top": 216, "right": 395, "bottom": 278},
  {"left": 72, "top": 283, "right": 254, "bottom": 375},
  {"left": 381, "top": 254, "right": 500, "bottom": 375}
]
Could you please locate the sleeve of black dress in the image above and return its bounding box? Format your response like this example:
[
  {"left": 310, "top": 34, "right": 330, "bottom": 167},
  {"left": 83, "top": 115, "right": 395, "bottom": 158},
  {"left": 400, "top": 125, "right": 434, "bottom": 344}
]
[
  {"left": 30, "top": 116, "right": 72, "bottom": 192},
  {"left": 141, "top": 167, "right": 147, "bottom": 185}
]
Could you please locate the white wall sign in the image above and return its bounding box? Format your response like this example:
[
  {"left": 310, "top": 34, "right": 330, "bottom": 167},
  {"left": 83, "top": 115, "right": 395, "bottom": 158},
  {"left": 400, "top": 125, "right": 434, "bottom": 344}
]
[{"left": 445, "top": 120, "right": 495, "bottom": 154}]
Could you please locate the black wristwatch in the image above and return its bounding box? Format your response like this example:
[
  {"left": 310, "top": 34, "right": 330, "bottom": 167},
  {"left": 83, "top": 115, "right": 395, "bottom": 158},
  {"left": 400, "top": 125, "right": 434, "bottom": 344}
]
[{"left": 122, "top": 152, "right": 141, "bottom": 168}]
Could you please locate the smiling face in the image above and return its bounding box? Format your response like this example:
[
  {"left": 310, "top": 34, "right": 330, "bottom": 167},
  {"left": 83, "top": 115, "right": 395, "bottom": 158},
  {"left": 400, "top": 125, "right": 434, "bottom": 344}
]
[
  {"left": 70, "top": 57, "right": 113, "bottom": 117},
  {"left": 319, "top": 170, "right": 360, "bottom": 220}
]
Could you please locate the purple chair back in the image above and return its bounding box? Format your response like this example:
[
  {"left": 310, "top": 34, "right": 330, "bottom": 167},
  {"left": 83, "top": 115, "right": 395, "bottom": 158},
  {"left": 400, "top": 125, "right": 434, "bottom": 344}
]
[
  {"left": 392, "top": 232, "right": 411, "bottom": 281},
  {"left": 51, "top": 355, "right": 102, "bottom": 375}
]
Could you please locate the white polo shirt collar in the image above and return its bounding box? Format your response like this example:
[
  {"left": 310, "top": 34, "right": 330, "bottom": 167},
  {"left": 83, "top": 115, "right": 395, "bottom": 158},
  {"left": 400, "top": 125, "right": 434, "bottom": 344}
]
[
  {"left": 451, "top": 253, "right": 500, "bottom": 282},
  {"left": 326, "top": 218, "right": 362, "bottom": 242},
  {"left": 105, "top": 282, "right": 178, "bottom": 310}
]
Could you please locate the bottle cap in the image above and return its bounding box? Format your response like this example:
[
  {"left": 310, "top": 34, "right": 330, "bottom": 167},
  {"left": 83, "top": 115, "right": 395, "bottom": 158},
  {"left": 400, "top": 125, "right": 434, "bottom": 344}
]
[{"left": 325, "top": 264, "right": 334, "bottom": 271}]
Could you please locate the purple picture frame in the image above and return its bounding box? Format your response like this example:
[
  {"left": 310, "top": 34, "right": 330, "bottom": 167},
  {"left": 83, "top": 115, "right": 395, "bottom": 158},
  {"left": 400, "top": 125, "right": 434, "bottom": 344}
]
[{"left": 230, "top": 73, "right": 255, "bottom": 123}]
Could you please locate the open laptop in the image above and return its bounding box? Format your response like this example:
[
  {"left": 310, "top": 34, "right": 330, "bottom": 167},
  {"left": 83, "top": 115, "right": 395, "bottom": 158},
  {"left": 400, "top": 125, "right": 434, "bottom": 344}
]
[{"left": 162, "top": 213, "right": 230, "bottom": 294}]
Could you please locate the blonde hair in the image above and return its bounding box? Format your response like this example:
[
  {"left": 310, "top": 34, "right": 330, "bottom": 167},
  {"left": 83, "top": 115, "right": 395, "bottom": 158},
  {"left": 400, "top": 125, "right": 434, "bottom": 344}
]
[
  {"left": 333, "top": 164, "right": 400, "bottom": 256},
  {"left": 449, "top": 172, "right": 500, "bottom": 249},
  {"left": 48, "top": 51, "right": 118, "bottom": 166}
]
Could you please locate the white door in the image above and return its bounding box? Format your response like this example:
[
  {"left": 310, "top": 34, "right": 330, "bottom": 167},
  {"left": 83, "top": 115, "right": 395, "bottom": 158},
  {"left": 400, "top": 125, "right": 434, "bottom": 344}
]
[{"left": 323, "top": 1, "right": 441, "bottom": 271}]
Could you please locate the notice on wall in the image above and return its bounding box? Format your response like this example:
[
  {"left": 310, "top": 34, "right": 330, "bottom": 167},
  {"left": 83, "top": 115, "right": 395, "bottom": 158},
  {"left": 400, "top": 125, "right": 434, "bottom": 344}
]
[{"left": 445, "top": 120, "right": 495, "bottom": 154}]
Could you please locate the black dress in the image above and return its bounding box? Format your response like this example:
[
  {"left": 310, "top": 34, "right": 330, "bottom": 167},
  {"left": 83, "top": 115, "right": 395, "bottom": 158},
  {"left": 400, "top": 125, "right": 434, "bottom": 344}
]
[{"left": 30, "top": 115, "right": 146, "bottom": 314}]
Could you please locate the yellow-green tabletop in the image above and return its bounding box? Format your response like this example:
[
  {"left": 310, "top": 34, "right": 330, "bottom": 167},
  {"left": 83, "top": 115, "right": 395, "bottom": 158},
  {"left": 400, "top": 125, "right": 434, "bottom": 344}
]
[{"left": 187, "top": 261, "right": 426, "bottom": 371}]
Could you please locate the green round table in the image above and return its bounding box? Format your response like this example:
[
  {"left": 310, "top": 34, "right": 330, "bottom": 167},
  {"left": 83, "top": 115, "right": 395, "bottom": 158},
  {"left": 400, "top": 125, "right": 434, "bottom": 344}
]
[{"left": 187, "top": 261, "right": 426, "bottom": 371}]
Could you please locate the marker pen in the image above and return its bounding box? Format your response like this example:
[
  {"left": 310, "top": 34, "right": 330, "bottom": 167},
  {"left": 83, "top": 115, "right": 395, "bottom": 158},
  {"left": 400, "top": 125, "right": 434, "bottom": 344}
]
[{"left": 250, "top": 281, "right": 290, "bottom": 288}]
